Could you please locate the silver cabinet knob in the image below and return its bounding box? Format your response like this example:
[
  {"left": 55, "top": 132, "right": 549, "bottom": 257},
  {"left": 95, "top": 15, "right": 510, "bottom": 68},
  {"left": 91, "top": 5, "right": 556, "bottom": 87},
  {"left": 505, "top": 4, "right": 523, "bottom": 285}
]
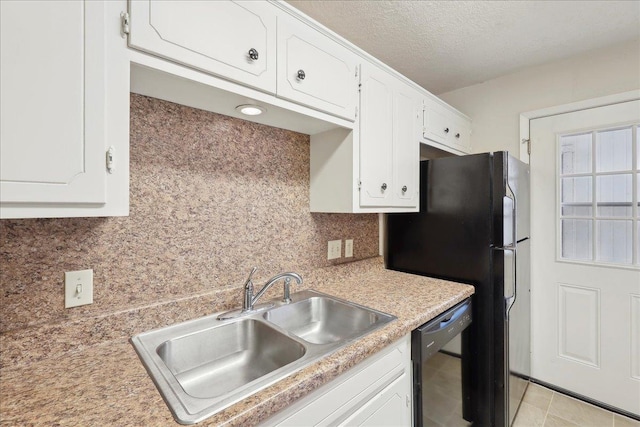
[
  {"left": 248, "top": 48, "right": 259, "bottom": 61},
  {"left": 297, "top": 69, "right": 306, "bottom": 80},
  {"left": 402, "top": 185, "right": 407, "bottom": 193},
  {"left": 444, "top": 127, "right": 450, "bottom": 133},
  {"left": 455, "top": 133, "right": 460, "bottom": 138},
  {"left": 381, "top": 183, "right": 387, "bottom": 191}
]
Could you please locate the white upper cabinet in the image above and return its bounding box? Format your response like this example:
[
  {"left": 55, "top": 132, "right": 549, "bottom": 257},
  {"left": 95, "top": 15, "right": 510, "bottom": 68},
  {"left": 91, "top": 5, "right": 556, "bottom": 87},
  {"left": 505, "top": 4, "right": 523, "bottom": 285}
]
[
  {"left": 128, "top": 0, "right": 277, "bottom": 94},
  {"left": 422, "top": 97, "right": 472, "bottom": 154},
  {"left": 128, "top": 1, "right": 358, "bottom": 121},
  {"left": 392, "top": 82, "right": 420, "bottom": 208},
  {"left": 359, "top": 64, "right": 419, "bottom": 211},
  {"left": 0, "top": 0, "right": 468, "bottom": 219},
  {"left": 0, "top": 0, "right": 129, "bottom": 219},
  {"left": 1, "top": 0, "right": 105, "bottom": 204},
  {"left": 359, "top": 65, "right": 394, "bottom": 207},
  {"left": 276, "top": 14, "right": 359, "bottom": 121},
  {"left": 310, "top": 63, "right": 420, "bottom": 213}
]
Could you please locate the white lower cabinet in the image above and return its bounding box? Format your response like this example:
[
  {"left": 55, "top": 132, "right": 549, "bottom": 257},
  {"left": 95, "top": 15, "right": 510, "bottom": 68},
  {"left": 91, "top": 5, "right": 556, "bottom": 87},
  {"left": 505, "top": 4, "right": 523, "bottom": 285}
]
[
  {"left": 0, "top": 0, "right": 129, "bottom": 219},
  {"left": 263, "top": 335, "right": 412, "bottom": 427},
  {"left": 341, "top": 370, "right": 412, "bottom": 426}
]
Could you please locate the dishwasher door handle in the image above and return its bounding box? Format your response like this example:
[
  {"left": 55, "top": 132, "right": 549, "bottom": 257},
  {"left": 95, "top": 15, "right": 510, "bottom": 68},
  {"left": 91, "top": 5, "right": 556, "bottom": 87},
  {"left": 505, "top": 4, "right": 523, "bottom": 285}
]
[{"left": 419, "top": 299, "right": 472, "bottom": 335}]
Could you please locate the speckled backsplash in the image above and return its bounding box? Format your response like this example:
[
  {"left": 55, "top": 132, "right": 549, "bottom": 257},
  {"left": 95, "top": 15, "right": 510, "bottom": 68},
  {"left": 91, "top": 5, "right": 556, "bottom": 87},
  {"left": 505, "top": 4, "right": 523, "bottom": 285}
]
[{"left": 0, "top": 94, "right": 378, "bottom": 336}]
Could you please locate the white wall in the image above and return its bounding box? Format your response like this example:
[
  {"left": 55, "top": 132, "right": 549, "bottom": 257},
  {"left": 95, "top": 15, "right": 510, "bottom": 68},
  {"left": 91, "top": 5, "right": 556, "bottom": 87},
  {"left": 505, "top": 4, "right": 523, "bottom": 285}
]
[{"left": 438, "top": 40, "right": 640, "bottom": 158}]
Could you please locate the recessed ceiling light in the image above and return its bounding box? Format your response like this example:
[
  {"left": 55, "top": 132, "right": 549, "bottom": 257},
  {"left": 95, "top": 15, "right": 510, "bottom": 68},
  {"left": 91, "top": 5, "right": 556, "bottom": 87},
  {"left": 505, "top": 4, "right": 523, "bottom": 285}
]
[{"left": 235, "top": 104, "right": 265, "bottom": 116}]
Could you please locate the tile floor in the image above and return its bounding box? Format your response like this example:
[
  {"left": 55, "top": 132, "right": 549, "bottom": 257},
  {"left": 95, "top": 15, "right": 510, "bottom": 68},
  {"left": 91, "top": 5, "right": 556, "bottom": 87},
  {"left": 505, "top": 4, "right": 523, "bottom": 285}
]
[
  {"left": 514, "top": 383, "right": 639, "bottom": 427},
  {"left": 422, "top": 352, "right": 640, "bottom": 427}
]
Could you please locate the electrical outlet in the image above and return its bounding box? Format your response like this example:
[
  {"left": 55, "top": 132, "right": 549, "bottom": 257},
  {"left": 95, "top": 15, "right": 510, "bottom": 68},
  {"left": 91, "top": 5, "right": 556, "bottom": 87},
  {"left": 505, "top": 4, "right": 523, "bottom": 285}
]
[
  {"left": 345, "top": 239, "right": 354, "bottom": 258},
  {"left": 327, "top": 240, "right": 342, "bottom": 260},
  {"left": 65, "top": 269, "right": 94, "bottom": 308}
]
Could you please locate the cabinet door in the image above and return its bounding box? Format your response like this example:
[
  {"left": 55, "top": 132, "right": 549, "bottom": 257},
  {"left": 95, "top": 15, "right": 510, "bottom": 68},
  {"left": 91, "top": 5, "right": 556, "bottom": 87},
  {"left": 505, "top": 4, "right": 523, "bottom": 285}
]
[
  {"left": 423, "top": 98, "right": 472, "bottom": 155},
  {"left": 359, "top": 64, "right": 393, "bottom": 207},
  {"left": 451, "top": 115, "right": 472, "bottom": 153},
  {"left": 0, "top": 0, "right": 106, "bottom": 205},
  {"left": 266, "top": 336, "right": 411, "bottom": 427},
  {"left": 128, "top": 0, "right": 276, "bottom": 94},
  {"left": 423, "top": 100, "right": 450, "bottom": 144},
  {"left": 340, "top": 370, "right": 412, "bottom": 427},
  {"left": 392, "top": 82, "right": 420, "bottom": 208},
  {"left": 276, "top": 15, "right": 358, "bottom": 121}
]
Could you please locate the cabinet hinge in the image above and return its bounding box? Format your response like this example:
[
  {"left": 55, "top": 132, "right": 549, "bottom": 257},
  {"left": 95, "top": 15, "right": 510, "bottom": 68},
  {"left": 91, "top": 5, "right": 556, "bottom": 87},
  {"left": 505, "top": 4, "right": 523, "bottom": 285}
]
[
  {"left": 357, "top": 180, "right": 362, "bottom": 191},
  {"left": 406, "top": 395, "right": 411, "bottom": 408},
  {"left": 120, "top": 12, "right": 130, "bottom": 35},
  {"left": 106, "top": 146, "right": 116, "bottom": 174},
  {"left": 522, "top": 138, "right": 531, "bottom": 155}
]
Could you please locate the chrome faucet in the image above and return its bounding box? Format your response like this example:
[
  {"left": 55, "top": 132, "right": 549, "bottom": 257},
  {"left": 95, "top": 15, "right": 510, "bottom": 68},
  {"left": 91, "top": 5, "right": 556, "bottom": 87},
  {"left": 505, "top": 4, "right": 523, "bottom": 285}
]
[
  {"left": 242, "top": 268, "right": 303, "bottom": 312},
  {"left": 217, "top": 267, "right": 303, "bottom": 320}
]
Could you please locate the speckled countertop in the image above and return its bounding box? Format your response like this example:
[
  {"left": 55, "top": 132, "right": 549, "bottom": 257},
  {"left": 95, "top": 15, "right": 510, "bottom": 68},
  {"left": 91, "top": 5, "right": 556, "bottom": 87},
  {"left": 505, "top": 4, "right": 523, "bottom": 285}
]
[{"left": 0, "top": 258, "right": 473, "bottom": 426}]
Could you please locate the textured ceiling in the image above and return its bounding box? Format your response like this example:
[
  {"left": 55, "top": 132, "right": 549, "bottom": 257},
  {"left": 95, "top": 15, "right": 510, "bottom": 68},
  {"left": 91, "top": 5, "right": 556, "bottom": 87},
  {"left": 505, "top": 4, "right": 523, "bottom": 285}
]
[{"left": 285, "top": 1, "right": 640, "bottom": 95}]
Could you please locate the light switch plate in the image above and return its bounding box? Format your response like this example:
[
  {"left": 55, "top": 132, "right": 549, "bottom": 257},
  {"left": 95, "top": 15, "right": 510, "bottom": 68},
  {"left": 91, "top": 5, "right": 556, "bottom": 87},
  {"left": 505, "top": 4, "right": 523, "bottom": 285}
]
[
  {"left": 345, "top": 239, "right": 354, "bottom": 258},
  {"left": 65, "top": 269, "right": 94, "bottom": 308},
  {"left": 327, "top": 240, "right": 342, "bottom": 260}
]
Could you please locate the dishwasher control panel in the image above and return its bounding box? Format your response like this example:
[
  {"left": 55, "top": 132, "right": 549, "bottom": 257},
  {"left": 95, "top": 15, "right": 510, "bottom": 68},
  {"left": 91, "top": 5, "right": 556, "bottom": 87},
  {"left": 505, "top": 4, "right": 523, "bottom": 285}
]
[{"left": 412, "top": 298, "right": 472, "bottom": 360}]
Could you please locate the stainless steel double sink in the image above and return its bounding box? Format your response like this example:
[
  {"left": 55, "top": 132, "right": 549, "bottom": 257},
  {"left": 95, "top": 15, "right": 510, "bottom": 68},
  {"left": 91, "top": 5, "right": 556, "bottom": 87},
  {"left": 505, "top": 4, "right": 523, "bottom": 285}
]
[{"left": 131, "top": 290, "right": 396, "bottom": 424}]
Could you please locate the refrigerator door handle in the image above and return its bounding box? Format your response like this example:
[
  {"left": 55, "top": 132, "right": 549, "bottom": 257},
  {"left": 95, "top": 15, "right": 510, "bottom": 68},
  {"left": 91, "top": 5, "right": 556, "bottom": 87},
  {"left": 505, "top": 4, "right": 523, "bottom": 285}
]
[
  {"left": 498, "top": 182, "right": 517, "bottom": 315},
  {"left": 502, "top": 182, "right": 517, "bottom": 249},
  {"left": 502, "top": 248, "right": 517, "bottom": 316}
]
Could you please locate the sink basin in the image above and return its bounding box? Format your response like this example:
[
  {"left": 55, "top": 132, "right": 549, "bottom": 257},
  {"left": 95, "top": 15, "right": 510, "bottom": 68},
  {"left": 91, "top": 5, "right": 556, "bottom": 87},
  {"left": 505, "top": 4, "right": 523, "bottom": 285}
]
[
  {"left": 263, "top": 296, "right": 385, "bottom": 344},
  {"left": 131, "top": 290, "right": 395, "bottom": 425},
  {"left": 156, "top": 319, "right": 305, "bottom": 399}
]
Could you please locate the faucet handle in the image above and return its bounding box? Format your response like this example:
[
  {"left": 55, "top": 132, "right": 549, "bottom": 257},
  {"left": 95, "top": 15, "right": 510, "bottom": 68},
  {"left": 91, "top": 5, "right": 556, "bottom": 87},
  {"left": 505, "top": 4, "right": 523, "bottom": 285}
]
[{"left": 244, "top": 267, "right": 258, "bottom": 287}]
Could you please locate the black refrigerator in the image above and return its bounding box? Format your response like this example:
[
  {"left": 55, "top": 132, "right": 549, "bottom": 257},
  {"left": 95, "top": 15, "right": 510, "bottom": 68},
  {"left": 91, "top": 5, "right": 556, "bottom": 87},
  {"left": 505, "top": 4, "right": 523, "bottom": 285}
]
[{"left": 385, "top": 152, "right": 530, "bottom": 427}]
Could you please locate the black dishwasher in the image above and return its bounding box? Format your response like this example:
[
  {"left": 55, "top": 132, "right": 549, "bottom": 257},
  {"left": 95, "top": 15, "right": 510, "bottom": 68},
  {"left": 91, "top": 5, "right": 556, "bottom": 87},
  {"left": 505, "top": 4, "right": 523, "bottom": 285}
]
[{"left": 412, "top": 298, "right": 472, "bottom": 427}]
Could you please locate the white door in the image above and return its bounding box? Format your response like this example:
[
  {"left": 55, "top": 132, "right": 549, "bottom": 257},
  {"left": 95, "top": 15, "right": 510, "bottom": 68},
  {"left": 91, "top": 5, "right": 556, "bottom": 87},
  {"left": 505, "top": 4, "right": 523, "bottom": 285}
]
[{"left": 530, "top": 100, "right": 640, "bottom": 415}]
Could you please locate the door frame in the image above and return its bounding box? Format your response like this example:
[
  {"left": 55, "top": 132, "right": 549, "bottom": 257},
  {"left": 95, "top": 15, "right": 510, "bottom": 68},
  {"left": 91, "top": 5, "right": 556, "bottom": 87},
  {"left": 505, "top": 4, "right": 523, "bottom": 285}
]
[
  {"left": 519, "top": 90, "right": 640, "bottom": 164},
  {"left": 523, "top": 91, "right": 640, "bottom": 419}
]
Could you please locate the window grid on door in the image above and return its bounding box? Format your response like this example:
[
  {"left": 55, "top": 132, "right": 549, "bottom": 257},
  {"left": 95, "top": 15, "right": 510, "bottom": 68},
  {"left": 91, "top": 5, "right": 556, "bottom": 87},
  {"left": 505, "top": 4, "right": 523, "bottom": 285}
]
[{"left": 558, "top": 124, "right": 639, "bottom": 267}]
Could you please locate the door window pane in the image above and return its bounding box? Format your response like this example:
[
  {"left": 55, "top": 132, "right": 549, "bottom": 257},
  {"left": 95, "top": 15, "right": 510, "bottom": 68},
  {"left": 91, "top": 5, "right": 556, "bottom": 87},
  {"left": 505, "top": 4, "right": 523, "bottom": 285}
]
[
  {"left": 562, "top": 177, "right": 592, "bottom": 203},
  {"left": 562, "top": 206, "right": 593, "bottom": 217},
  {"left": 596, "top": 220, "right": 632, "bottom": 264},
  {"left": 637, "top": 174, "right": 640, "bottom": 218},
  {"left": 562, "top": 219, "right": 593, "bottom": 260},
  {"left": 560, "top": 133, "right": 592, "bottom": 174},
  {"left": 596, "top": 128, "right": 632, "bottom": 172},
  {"left": 596, "top": 174, "right": 632, "bottom": 217},
  {"left": 558, "top": 125, "right": 639, "bottom": 267}
]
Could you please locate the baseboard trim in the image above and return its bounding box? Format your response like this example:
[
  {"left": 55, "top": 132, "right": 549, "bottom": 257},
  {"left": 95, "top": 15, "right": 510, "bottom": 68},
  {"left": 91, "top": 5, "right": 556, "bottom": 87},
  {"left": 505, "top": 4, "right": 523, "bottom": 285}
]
[{"left": 529, "top": 378, "right": 640, "bottom": 422}]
